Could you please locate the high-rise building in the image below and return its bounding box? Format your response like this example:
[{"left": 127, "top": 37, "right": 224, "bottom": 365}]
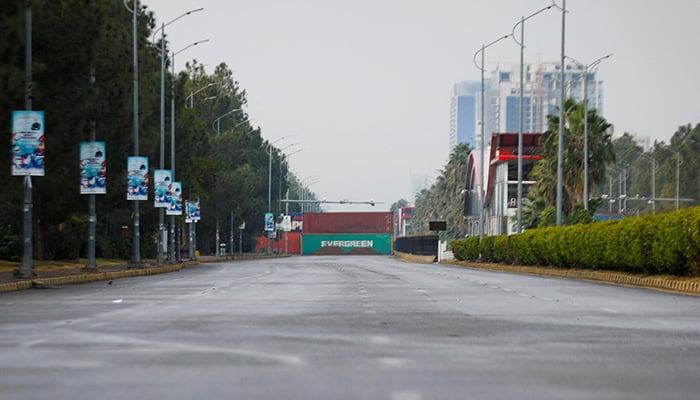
[
  {"left": 449, "top": 81, "right": 482, "bottom": 152},
  {"left": 450, "top": 61, "right": 605, "bottom": 153}
]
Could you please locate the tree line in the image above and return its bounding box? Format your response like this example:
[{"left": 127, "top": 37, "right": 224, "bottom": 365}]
[
  {"left": 0, "top": 1, "right": 315, "bottom": 261},
  {"left": 400, "top": 98, "right": 698, "bottom": 237}
]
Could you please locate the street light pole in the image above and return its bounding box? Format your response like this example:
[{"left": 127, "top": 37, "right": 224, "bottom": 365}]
[
  {"left": 473, "top": 34, "right": 509, "bottom": 240},
  {"left": 130, "top": 0, "right": 141, "bottom": 265},
  {"left": 555, "top": 0, "right": 567, "bottom": 226},
  {"left": 186, "top": 82, "right": 216, "bottom": 108},
  {"left": 512, "top": 5, "right": 552, "bottom": 234},
  {"left": 212, "top": 108, "right": 241, "bottom": 134},
  {"left": 566, "top": 54, "right": 612, "bottom": 211},
  {"left": 17, "top": 0, "right": 33, "bottom": 278},
  {"left": 152, "top": 8, "right": 203, "bottom": 264},
  {"left": 676, "top": 124, "right": 693, "bottom": 211},
  {"left": 169, "top": 40, "right": 209, "bottom": 262}
]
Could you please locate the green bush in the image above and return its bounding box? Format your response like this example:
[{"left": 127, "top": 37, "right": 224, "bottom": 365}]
[
  {"left": 451, "top": 237, "right": 479, "bottom": 261},
  {"left": 451, "top": 207, "right": 700, "bottom": 276},
  {"left": 492, "top": 235, "right": 513, "bottom": 263}
]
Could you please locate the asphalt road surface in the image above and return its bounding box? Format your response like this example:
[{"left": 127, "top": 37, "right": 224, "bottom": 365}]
[{"left": 1, "top": 256, "right": 699, "bottom": 400}]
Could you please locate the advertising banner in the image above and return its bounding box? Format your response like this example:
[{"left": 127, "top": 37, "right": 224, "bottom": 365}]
[
  {"left": 301, "top": 233, "right": 392, "bottom": 255},
  {"left": 282, "top": 215, "right": 292, "bottom": 232},
  {"left": 167, "top": 182, "right": 182, "bottom": 215},
  {"left": 264, "top": 212, "right": 274, "bottom": 232},
  {"left": 126, "top": 156, "right": 148, "bottom": 201},
  {"left": 153, "top": 169, "right": 172, "bottom": 208},
  {"left": 80, "top": 142, "right": 106, "bottom": 194},
  {"left": 12, "top": 110, "right": 45, "bottom": 176},
  {"left": 290, "top": 212, "right": 303, "bottom": 232},
  {"left": 185, "top": 199, "right": 201, "bottom": 223}
]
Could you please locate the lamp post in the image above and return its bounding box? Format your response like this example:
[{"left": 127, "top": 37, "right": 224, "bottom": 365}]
[
  {"left": 277, "top": 143, "right": 299, "bottom": 211},
  {"left": 212, "top": 108, "right": 241, "bottom": 134},
  {"left": 566, "top": 54, "right": 612, "bottom": 211},
  {"left": 554, "top": 0, "right": 567, "bottom": 226},
  {"left": 511, "top": 5, "right": 553, "bottom": 234},
  {"left": 186, "top": 82, "right": 216, "bottom": 108},
  {"left": 16, "top": 0, "right": 33, "bottom": 278},
  {"left": 169, "top": 40, "right": 209, "bottom": 262},
  {"left": 640, "top": 153, "right": 658, "bottom": 214},
  {"left": 122, "top": 0, "right": 141, "bottom": 266},
  {"left": 152, "top": 8, "right": 203, "bottom": 264},
  {"left": 281, "top": 149, "right": 302, "bottom": 214},
  {"left": 264, "top": 136, "right": 288, "bottom": 254},
  {"left": 473, "top": 34, "right": 510, "bottom": 240},
  {"left": 675, "top": 124, "right": 693, "bottom": 211}
]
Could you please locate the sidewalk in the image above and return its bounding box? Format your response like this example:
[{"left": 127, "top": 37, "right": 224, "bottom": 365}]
[
  {"left": 0, "top": 259, "right": 192, "bottom": 293},
  {"left": 0, "top": 254, "right": 284, "bottom": 293}
]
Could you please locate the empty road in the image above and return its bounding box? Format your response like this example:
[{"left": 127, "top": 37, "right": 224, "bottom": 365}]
[{"left": 1, "top": 256, "right": 699, "bottom": 399}]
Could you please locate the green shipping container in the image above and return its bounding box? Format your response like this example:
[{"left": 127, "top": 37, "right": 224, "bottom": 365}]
[{"left": 302, "top": 234, "right": 393, "bottom": 255}]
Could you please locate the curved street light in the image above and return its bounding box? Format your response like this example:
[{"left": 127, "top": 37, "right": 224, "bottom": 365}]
[
  {"left": 473, "top": 34, "right": 510, "bottom": 241},
  {"left": 212, "top": 108, "right": 241, "bottom": 134},
  {"left": 152, "top": 7, "right": 204, "bottom": 264},
  {"left": 186, "top": 82, "right": 217, "bottom": 108},
  {"left": 511, "top": 5, "right": 553, "bottom": 234},
  {"left": 566, "top": 53, "right": 613, "bottom": 211},
  {"left": 167, "top": 39, "right": 209, "bottom": 262}
]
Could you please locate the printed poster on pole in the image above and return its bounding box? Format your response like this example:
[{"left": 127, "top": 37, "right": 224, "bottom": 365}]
[
  {"left": 167, "top": 182, "right": 182, "bottom": 215},
  {"left": 153, "top": 169, "right": 172, "bottom": 207},
  {"left": 126, "top": 156, "right": 148, "bottom": 201},
  {"left": 12, "top": 110, "right": 45, "bottom": 176},
  {"left": 264, "top": 212, "right": 274, "bottom": 231},
  {"left": 185, "top": 199, "right": 201, "bottom": 223},
  {"left": 80, "top": 142, "right": 106, "bottom": 194}
]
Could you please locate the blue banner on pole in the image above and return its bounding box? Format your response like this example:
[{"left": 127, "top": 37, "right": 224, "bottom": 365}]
[
  {"left": 127, "top": 156, "right": 148, "bottom": 201},
  {"left": 12, "top": 110, "right": 45, "bottom": 176},
  {"left": 80, "top": 142, "right": 106, "bottom": 194},
  {"left": 167, "top": 182, "right": 182, "bottom": 215},
  {"left": 153, "top": 169, "right": 172, "bottom": 208}
]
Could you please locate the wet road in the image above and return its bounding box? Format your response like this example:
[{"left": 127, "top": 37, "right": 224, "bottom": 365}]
[{"left": 1, "top": 256, "right": 699, "bottom": 399}]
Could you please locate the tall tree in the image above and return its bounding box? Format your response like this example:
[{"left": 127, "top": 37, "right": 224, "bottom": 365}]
[
  {"left": 532, "top": 98, "right": 615, "bottom": 220},
  {"left": 410, "top": 143, "right": 471, "bottom": 238}
]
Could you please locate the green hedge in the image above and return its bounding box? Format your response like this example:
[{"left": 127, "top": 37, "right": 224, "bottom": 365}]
[{"left": 451, "top": 207, "right": 700, "bottom": 276}]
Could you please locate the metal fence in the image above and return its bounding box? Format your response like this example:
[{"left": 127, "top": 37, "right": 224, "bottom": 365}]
[{"left": 394, "top": 235, "right": 438, "bottom": 256}]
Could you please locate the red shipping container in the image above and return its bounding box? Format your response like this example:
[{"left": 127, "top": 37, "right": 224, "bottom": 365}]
[
  {"left": 303, "top": 212, "right": 393, "bottom": 234},
  {"left": 255, "top": 232, "right": 301, "bottom": 254}
]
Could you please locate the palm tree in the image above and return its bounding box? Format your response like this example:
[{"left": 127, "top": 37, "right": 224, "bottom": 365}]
[{"left": 532, "top": 98, "right": 615, "bottom": 218}]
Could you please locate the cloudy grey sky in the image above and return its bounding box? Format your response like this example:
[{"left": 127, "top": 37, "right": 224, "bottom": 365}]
[{"left": 142, "top": 0, "right": 700, "bottom": 212}]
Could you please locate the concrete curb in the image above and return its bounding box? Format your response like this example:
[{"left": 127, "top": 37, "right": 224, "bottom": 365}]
[
  {"left": 393, "top": 251, "right": 436, "bottom": 264},
  {"left": 440, "top": 259, "right": 700, "bottom": 297},
  {"left": 0, "top": 263, "right": 188, "bottom": 293}
]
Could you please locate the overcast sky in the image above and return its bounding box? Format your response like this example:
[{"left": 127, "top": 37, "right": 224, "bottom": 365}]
[{"left": 142, "top": 0, "right": 700, "bottom": 212}]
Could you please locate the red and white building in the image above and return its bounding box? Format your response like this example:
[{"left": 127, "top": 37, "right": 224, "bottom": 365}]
[{"left": 464, "top": 132, "right": 543, "bottom": 236}]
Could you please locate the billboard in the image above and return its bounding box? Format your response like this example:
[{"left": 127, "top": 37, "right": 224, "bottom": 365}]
[
  {"left": 12, "top": 110, "right": 45, "bottom": 176},
  {"left": 153, "top": 169, "right": 172, "bottom": 208},
  {"left": 301, "top": 233, "right": 392, "bottom": 255},
  {"left": 167, "top": 182, "right": 182, "bottom": 215},
  {"left": 126, "top": 156, "right": 148, "bottom": 200},
  {"left": 79, "top": 141, "right": 106, "bottom": 194}
]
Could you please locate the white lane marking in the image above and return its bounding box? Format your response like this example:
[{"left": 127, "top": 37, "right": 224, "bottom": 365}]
[
  {"left": 603, "top": 308, "right": 619, "bottom": 313},
  {"left": 21, "top": 339, "right": 48, "bottom": 347},
  {"left": 392, "top": 391, "right": 423, "bottom": 400},
  {"left": 379, "top": 357, "right": 403, "bottom": 367}
]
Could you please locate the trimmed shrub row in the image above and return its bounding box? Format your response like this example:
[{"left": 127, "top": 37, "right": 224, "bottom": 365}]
[{"left": 451, "top": 207, "right": 700, "bottom": 276}]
